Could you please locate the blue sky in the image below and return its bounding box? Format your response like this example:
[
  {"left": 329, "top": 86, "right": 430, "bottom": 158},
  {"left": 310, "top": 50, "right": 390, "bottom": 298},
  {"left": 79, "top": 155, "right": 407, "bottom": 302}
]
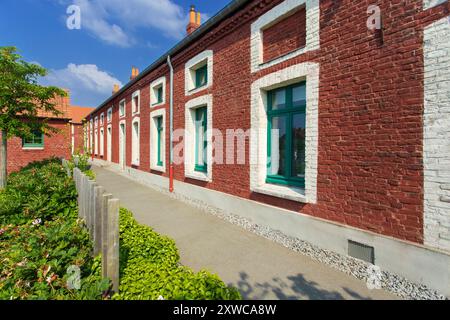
[{"left": 0, "top": 0, "right": 230, "bottom": 107}]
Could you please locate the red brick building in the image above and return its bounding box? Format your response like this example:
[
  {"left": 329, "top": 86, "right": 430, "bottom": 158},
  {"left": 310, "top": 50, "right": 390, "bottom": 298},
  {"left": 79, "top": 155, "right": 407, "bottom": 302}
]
[
  {"left": 1, "top": 93, "right": 92, "bottom": 173},
  {"left": 69, "top": 106, "right": 95, "bottom": 154},
  {"left": 86, "top": 0, "right": 450, "bottom": 295}
]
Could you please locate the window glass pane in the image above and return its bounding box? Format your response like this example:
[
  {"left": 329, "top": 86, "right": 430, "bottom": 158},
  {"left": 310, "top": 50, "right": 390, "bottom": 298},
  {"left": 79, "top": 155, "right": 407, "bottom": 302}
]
[
  {"left": 195, "top": 108, "right": 207, "bottom": 168},
  {"left": 292, "top": 84, "right": 306, "bottom": 107},
  {"left": 292, "top": 113, "right": 306, "bottom": 178},
  {"left": 157, "top": 87, "right": 163, "bottom": 103},
  {"left": 271, "top": 89, "right": 286, "bottom": 110},
  {"left": 157, "top": 117, "right": 163, "bottom": 165},
  {"left": 196, "top": 65, "right": 207, "bottom": 88},
  {"left": 269, "top": 116, "right": 287, "bottom": 176}
]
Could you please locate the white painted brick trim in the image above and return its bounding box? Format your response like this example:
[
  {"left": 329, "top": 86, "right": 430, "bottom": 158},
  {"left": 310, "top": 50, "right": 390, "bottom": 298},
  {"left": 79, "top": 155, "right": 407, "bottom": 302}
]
[
  {"left": 423, "top": 0, "right": 447, "bottom": 10},
  {"left": 423, "top": 16, "right": 450, "bottom": 252},
  {"left": 250, "top": 0, "right": 320, "bottom": 73},
  {"left": 185, "top": 50, "right": 213, "bottom": 96},
  {"left": 250, "top": 62, "right": 319, "bottom": 204},
  {"left": 131, "top": 90, "right": 141, "bottom": 116},
  {"left": 150, "top": 108, "right": 166, "bottom": 172},
  {"left": 184, "top": 94, "right": 213, "bottom": 182},
  {"left": 131, "top": 117, "right": 140, "bottom": 166}
]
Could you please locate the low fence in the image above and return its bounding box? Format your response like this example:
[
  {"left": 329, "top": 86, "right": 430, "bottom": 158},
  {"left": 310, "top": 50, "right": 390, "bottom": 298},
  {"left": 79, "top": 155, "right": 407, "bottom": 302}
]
[{"left": 67, "top": 164, "right": 120, "bottom": 293}]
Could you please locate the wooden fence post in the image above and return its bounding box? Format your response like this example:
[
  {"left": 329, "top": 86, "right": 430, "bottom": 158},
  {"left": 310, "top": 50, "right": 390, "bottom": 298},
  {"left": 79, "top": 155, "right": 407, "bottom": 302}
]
[
  {"left": 101, "top": 193, "right": 112, "bottom": 279},
  {"left": 88, "top": 180, "right": 97, "bottom": 237},
  {"left": 106, "top": 198, "right": 120, "bottom": 293},
  {"left": 93, "top": 186, "right": 105, "bottom": 256}
]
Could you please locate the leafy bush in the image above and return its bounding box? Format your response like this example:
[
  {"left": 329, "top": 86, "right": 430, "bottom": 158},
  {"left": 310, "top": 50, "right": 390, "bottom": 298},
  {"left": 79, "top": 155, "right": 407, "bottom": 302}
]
[
  {"left": 0, "top": 217, "right": 109, "bottom": 300},
  {"left": 0, "top": 159, "right": 109, "bottom": 300},
  {"left": 114, "top": 209, "right": 241, "bottom": 300},
  {"left": 0, "top": 158, "right": 77, "bottom": 226}
]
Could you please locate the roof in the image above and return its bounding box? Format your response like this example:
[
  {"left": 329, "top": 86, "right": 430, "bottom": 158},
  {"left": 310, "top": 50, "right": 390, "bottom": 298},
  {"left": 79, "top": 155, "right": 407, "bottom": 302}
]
[
  {"left": 70, "top": 106, "right": 95, "bottom": 124},
  {"left": 87, "top": 0, "right": 251, "bottom": 118}
]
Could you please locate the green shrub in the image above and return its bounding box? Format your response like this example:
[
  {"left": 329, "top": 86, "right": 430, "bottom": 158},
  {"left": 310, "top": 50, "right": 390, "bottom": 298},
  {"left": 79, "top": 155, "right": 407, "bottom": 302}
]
[
  {"left": 0, "top": 158, "right": 77, "bottom": 226},
  {"left": 0, "top": 216, "right": 109, "bottom": 300},
  {"left": 114, "top": 209, "right": 241, "bottom": 300}
]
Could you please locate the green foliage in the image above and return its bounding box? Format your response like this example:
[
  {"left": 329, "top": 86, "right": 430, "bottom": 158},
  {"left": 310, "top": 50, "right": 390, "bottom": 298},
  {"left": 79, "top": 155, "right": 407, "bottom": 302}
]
[
  {"left": 114, "top": 209, "right": 241, "bottom": 300},
  {"left": 0, "top": 46, "right": 67, "bottom": 139},
  {"left": 0, "top": 159, "right": 109, "bottom": 300},
  {"left": 0, "top": 158, "right": 77, "bottom": 225}
]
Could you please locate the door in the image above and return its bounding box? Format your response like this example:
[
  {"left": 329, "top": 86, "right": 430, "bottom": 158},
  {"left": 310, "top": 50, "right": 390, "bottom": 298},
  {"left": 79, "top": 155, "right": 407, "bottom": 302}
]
[
  {"left": 119, "top": 123, "right": 126, "bottom": 169},
  {"left": 107, "top": 126, "right": 112, "bottom": 162}
]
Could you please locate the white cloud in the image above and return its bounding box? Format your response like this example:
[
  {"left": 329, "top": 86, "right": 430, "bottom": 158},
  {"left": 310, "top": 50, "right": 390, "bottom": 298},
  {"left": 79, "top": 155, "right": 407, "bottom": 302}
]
[
  {"left": 41, "top": 63, "right": 123, "bottom": 106},
  {"left": 61, "top": 0, "right": 207, "bottom": 47}
]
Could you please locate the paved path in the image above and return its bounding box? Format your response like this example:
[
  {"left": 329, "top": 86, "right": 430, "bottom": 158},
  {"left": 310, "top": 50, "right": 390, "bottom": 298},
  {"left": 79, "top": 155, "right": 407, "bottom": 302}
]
[{"left": 93, "top": 165, "right": 398, "bottom": 300}]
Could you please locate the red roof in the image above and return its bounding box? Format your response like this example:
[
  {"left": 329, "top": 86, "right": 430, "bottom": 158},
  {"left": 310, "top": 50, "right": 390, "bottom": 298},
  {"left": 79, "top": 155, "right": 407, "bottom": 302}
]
[{"left": 70, "top": 106, "right": 95, "bottom": 124}]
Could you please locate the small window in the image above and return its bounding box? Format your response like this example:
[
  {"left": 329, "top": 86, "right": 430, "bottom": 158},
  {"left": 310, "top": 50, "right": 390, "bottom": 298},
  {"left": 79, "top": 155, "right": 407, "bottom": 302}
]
[
  {"left": 266, "top": 82, "right": 306, "bottom": 188},
  {"left": 100, "top": 113, "right": 104, "bottom": 126},
  {"left": 194, "top": 107, "right": 207, "bottom": 172},
  {"left": 23, "top": 131, "right": 44, "bottom": 148},
  {"left": 95, "top": 117, "right": 98, "bottom": 128},
  {"left": 156, "top": 86, "right": 163, "bottom": 105},
  {"left": 107, "top": 107, "right": 113, "bottom": 123},
  {"left": 156, "top": 116, "right": 164, "bottom": 166},
  {"left": 195, "top": 65, "right": 208, "bottom": 89},
  {"left": 119, "top": 100, "right": 126, "bottom": 117},
  {"left": 132, "top": 91, "right": 140, "bottom": 115}
]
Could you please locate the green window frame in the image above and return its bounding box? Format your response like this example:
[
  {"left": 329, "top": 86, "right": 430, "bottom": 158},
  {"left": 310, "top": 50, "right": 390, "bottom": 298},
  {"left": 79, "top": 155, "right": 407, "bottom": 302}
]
[
  {"left": 156, "top": 116, "right": 164, "bottom": 166},
  {"left": 156, "top": 86, "right": 163, "bottom": 104},
  {"left": 22, "top": 131, "right": 44, "bottom": 148},
  {"left": 194, "top": 107, "right": 207, "bottom": 173},
  {"left": 195, "top": 65, "right": 208, "bottom": 89},
  {"left": 266, "top": 81, "right": 306, "bottom": 188}
]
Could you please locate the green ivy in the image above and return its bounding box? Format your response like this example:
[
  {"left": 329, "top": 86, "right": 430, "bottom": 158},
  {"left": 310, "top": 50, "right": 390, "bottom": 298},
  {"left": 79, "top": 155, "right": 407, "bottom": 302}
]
[{"left": 114, "top": 209, "right": 241, "bottom": 300}]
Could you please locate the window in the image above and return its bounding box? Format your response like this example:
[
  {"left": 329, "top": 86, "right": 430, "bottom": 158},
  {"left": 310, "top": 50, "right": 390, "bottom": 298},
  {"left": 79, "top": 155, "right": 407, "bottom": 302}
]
[
  {"left": 132, "top": 91, "right": 140, "bottom": 115},
  {"left": 100, "top": 113, "right": 104, "bottom": 126},
  {"left": 107, "top": 107, "right": 113, "bottom": 123},
  {"left": 194, "top": 107, "right": 207, "bottom": 172},
  {"left": 156, "top": 116, "right": 164, "bottom": 166},
  {"left": 195, "top": 65, "right": 208, "bottom": 89},
  {"left": 119, "top": 99, "right": 126, "bottom": 118},
  {"left": 150, "top": 77, "right": 166, "bottom": 107},
  {"left": 185, "top": 50, "right": 213, "bottom": 95},
  {"left": 94, "top": 129, "right": 98, "bottom": 155},
  {"left": 100, "top": 128, "right": 104, "bottom": 156},
  {"left": 95, "top": 116, "right": 98, "bottom": 128},
  {"left": 150, "top": 109, "right": 166, "bottom": 172},
  {"left": 267, "top": 82, "right": 306, "bottom": 188},
  {"left": 131, "top": 118, "right": 140, "bottom": 166},
  {"left": 22, "top": 131, "right": 44, "bottom": 148},
  {"left": 185, "top": 94, "right": 212, "bottom": 181}
]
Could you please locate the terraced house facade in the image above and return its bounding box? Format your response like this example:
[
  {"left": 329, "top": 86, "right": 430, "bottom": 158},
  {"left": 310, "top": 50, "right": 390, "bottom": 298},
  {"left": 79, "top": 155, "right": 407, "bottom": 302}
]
[{"left": 86, "top": 0, "right": 450, "bottom": 295}]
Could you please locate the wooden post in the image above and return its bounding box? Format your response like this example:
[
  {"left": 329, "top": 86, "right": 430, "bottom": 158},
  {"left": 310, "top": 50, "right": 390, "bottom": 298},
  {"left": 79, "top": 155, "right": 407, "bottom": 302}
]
[
  {"left": 101, "top": 193, "right": 112, "bottom": 279},
  {"left": 88, "top": 180, "right": 97, "bottom": 237},
  {"left": 93, "top": 185, "right": 105, "bottom": 256},
  {"left": 81, "top": 174, "right": 88, "bottom": 221},
  {"left": 106, "top": 198, "right": 120, "bottom": 293}
]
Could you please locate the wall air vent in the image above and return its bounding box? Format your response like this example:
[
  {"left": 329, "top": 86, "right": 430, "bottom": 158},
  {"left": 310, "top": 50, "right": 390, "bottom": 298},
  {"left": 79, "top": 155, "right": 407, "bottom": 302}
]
[{"left": 348, "top": 240, "right": 375, "bottom": 264}]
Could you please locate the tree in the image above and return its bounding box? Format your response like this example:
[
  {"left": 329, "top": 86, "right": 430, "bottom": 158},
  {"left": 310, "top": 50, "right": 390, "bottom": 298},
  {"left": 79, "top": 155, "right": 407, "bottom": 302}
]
[{"left": 0, "top": 46, "right": 67, "bottom": 188}]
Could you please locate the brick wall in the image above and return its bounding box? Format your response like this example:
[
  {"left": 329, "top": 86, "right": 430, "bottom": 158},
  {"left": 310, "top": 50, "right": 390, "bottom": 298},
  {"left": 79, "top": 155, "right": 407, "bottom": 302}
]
[
  {"left": 88, "top": 0, "right": 450, "bottom": 248},
  {"left": 2, "top": 119, "right": 71, "bottom": 173},
  {"left": 263, "top": 6, "right": 306, "bottom": 63}
]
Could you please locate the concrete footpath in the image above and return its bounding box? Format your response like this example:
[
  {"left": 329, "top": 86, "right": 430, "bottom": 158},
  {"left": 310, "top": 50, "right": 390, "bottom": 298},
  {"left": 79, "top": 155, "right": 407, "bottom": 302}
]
[{"left": 93, "top": 165, "right": 398, "bottom": 300}]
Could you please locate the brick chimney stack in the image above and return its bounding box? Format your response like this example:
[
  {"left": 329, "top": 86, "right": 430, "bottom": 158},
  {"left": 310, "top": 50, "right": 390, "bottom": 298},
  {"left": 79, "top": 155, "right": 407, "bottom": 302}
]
[
  {"left": 130, "top": 66, "right": 139, "bottom": 80},
  {"left": 186, "top": 5, "right": 201, "bottom": 35},
  {"left": 112, "top": 84, "right": 120, "bottom": 95}
]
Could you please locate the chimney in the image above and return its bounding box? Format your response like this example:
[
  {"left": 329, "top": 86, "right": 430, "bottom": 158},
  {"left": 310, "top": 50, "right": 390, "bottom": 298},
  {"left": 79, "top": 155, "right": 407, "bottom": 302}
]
[
  {"left": 130, "top": 66, "right": 139, "bottom": 80},
  {"left": 112, "top": 84, "right": 120, "bottom": 94},
  {"left": 186, "top": 5, "right": 201, "bottom": 35}
]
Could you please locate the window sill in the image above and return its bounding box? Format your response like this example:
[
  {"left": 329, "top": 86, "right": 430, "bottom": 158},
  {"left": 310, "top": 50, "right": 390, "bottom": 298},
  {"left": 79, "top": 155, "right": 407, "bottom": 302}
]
[
  {"left": 185, "top": 171, "right": 211, "bottom": 182},
  {"left": 150, "top": 164, "right": 165, "bottom": 173},
  {"left": 22, "top": 147, "right": 44, "bottom": 150},
  {"left": 151, "top": 102, "right": 165, "bottom": 108},
  {"left": 252, "top": 183, "right": 307, "bottom": 203},
  {"left": 186, "top": 84, "right": 209, "bottom": 96}
]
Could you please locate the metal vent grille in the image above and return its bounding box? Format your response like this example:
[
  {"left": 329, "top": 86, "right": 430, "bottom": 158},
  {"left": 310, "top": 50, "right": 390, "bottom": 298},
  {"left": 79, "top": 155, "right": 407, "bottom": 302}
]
[{"left": 348, "top": 240, "right": 375, "bottom": 264}]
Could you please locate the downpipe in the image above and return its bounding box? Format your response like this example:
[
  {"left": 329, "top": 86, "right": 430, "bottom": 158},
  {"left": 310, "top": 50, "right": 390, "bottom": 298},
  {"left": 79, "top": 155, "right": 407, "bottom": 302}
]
[{"left": 167, "top": 55, "right": 174, "bottom": 192}]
